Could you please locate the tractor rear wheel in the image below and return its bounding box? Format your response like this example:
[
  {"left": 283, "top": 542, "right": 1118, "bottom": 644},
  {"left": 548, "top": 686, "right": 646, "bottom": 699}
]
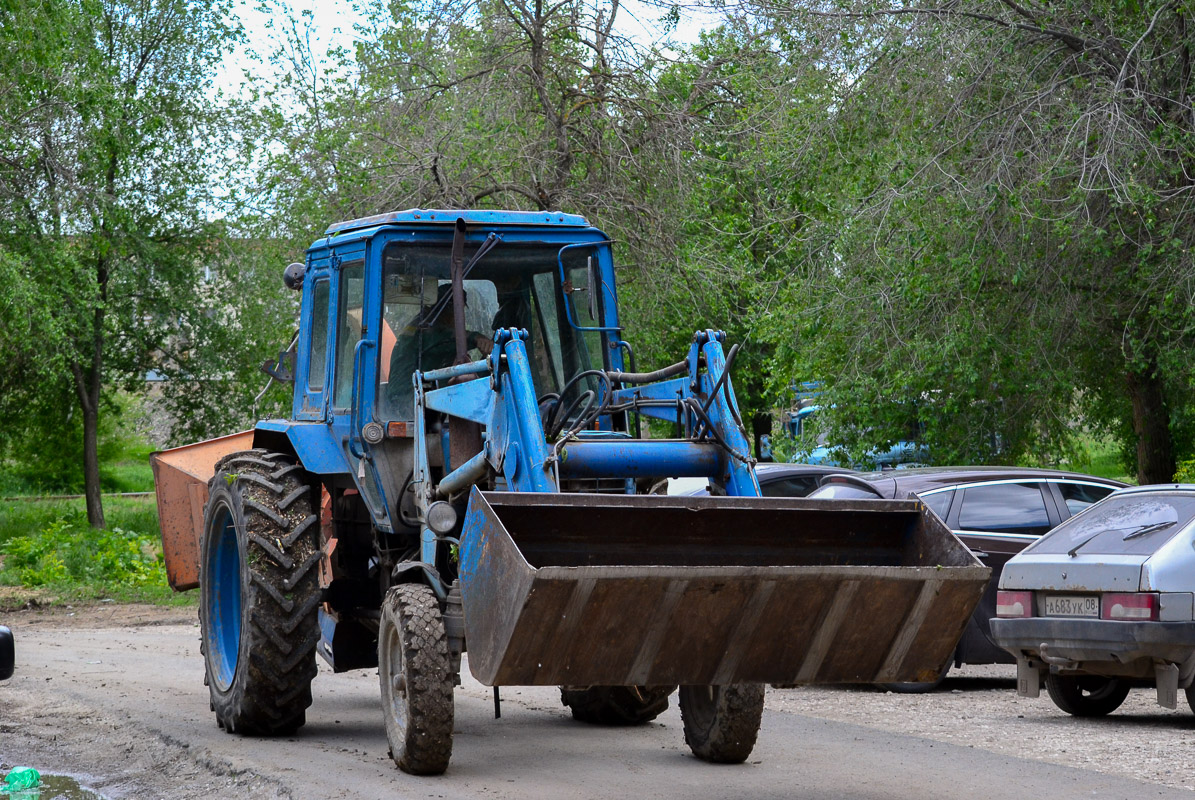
[
  {"left": 379, "top": 583, "right": 455, "bottom": 775},
  {"left": 559, "top": 685, "right": 675, "bottom": 725},
  {"left": 678, "top": 684, "right": 765, "bottom": 763},
  {"left": 200, "top": 449, "right": 321, "bottom": 735}
]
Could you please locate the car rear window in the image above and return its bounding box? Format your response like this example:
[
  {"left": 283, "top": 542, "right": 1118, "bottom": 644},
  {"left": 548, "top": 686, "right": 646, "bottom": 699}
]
[
  {"left": 760, "top": 476, "right": 821, "bottom": 498},
  {"left": 919, "top": 489, "right": 954, "bottom": 519},
  {"left": 1027, "top": 493, "right": 1195, "bottom": 556},
  {"left": 957, "top": 483, "right": 1051, "bottom": 536}
]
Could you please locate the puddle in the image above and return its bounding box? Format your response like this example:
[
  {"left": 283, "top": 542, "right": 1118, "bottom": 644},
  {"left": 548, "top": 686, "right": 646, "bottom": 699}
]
[{"left": 1, "top": 773, "right": 107, "bottom": 800}]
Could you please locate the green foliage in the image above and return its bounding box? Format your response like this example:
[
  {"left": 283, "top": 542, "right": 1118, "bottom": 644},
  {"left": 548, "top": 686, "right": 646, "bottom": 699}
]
[
  {"left": 0, "top": 0, "right": 244, "bottom": 524},
  {"left": 0, "top": 391, "right": 156, "bottom": 495},
  {"left": 0, "top": 497, "right": 179, "bottom": 604},
  {"left": 1175, "top": 460, "right": 1195, "bottom": 483},
  {"left": 1057, "top": 434, "right": 1135, "bottom": 484},
  {"left": 705, "top": 0, "right": 1195, "bottom": 479},
  {"left": 152, "top": 238, "right": 299, "bottom": 445},
  {"left": 0, "top": 510, "right": 168, "bottom": 599}
]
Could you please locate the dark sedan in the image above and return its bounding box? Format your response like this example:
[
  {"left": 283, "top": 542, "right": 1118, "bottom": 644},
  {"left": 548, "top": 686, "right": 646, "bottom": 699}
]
[{"left": 806, "top": 467, "right": 1128, "bottom": 689}]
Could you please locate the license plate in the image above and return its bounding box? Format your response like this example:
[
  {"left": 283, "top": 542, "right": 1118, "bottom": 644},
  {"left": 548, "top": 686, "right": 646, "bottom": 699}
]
[{"left": 1043, "top": 595, "right": 1099, "bottom": 617}]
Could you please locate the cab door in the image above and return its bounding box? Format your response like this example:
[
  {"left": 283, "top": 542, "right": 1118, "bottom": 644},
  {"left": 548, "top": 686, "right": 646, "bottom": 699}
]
[
  {"left": 325, "top": 243, "right": 393, "bottom": 531},
  {"left": 294, "top": 256, "right": 333, "bottom": 420}
]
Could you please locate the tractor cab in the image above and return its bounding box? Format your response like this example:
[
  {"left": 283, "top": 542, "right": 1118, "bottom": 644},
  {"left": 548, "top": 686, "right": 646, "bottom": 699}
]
[{"left": 279, "top": 211, "right": 624, "bottom": 536}]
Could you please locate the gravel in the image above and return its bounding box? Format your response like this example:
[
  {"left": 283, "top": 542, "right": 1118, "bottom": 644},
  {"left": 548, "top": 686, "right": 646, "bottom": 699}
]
[{"left": 768, "top": 664, "right": 1195, "bottom": 792}]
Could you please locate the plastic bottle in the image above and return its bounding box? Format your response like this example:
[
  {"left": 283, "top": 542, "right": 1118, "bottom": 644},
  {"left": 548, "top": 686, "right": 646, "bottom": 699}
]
[{"left": 3, "top": 766, "right": 40, "bottom": 790}]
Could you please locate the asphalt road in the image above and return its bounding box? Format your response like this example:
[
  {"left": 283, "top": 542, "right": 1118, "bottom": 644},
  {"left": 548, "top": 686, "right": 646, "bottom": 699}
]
[{"left": 0, "top": 607, "right": 1188, "bottom": 800}]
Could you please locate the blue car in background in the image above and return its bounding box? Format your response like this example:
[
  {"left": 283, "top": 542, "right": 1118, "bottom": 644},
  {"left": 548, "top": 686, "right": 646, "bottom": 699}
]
[{"left": 786, "top": 402, "right": 928, "bottom": 470}]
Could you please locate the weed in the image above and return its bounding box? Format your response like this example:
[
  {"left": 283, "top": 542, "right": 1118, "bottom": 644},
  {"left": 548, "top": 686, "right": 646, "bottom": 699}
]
[
  {"left": 0, "top": 496, "right": 190, "bottom": 606},
  {"left": 0, "top": 515, "right": 164, "bottom": 588}
]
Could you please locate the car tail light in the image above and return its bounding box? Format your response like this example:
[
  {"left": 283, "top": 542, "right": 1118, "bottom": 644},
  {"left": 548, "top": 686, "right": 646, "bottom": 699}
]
[
  {"left": 1101, "top": 593, "right": 1158, "bottom": 621},
  {"left": 996, "top": 590, "right": 1033, "bottom": 618}
]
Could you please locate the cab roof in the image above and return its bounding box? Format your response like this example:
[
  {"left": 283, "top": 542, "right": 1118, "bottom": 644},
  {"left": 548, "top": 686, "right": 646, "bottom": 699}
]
[{"left": 324, "top": 208, "right": 591, "bottom": 236}]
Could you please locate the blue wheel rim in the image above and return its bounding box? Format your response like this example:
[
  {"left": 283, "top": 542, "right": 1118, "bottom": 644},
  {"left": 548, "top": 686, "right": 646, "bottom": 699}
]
[{"left": 206, "top": 505, "right": 242, "bottom": 692}]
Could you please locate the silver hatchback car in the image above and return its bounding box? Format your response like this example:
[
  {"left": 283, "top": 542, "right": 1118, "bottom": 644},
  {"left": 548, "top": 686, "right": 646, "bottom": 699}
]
[{"left": 992, "top": 485, "right": 1195, "bottom": 717}]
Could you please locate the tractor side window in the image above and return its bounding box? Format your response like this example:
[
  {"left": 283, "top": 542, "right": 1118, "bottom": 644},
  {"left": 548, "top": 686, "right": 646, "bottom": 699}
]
[
  {"left": 307, "top": 279, "right": 330, "bottom": 391},
  {"left": 333, "top": 261, "right": 365, "bottom": 409},
  {"left": 531, "top": 272, "right": 565, "bottom": 390},
  {"left": 565, "top": 262, "right": 606, "bottom": 370}
]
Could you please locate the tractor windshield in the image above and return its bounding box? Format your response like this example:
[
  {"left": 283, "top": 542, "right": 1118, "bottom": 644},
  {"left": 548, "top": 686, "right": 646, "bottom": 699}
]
[{"left": 377, "top": 240, "right": 608, "bottom": 421}]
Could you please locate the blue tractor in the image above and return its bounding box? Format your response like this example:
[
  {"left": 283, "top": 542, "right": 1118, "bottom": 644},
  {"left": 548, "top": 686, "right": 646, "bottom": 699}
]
[{"left": 152, "top": 209, "right": 988, "bottom": 774}]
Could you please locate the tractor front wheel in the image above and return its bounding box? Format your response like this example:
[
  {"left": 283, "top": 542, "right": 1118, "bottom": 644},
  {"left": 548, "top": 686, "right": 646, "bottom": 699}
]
[
  {"left": 379, "top": 583, "right": 455, "bottom": 775},
  {"left": 200, "top": 449, "right": 321, "bottom": 735},
  {"left": 678, "top": 684, "right": 765, "bottom": 763}
]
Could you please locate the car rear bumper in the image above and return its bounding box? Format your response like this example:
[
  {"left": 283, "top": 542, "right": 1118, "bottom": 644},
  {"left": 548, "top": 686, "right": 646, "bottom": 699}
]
[{"left": 991, "top": 617, "right": 1195, "bottom": 664}]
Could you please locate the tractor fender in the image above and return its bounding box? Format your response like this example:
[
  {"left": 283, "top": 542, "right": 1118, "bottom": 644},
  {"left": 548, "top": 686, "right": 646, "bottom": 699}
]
[
  {"left": 391, "top": 561, "right": 447, "bottom": 601},
  {"left": 254, "top": 420, "right": 351, "bottom": 476}
]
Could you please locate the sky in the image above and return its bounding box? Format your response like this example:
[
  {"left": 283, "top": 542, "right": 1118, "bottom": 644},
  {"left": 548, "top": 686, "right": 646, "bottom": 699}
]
[{"left": 217, "top": 0, "right": 716, "bottom": 101}]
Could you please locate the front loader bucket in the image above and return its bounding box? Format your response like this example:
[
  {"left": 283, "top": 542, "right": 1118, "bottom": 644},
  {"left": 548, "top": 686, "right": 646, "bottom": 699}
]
[{"left": 458, "top": 490, "right": 989, "bottom": 687}]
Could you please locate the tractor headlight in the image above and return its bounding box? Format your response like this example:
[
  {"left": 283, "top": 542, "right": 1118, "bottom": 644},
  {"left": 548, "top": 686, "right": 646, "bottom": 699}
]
[{"left": 427, "top": 501, "right": 458, "bottom": 534}]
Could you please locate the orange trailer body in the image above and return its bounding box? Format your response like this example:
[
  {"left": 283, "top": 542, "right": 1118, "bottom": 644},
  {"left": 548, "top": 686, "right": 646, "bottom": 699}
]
[{"left": 150, "top": 431, "right": 255, "bottom": 590}]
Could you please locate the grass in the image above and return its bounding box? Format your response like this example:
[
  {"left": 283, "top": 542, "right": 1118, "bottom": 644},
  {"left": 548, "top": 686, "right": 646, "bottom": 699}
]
[
  {"left": 99, "top": 447, "right": 156, "bottom": 494},
  {"left": 0, "top": 496, "right": 158, "bottom": 546},
  {"left": 1061, "top": 433, "right": 1136, "bottom": 484},
  {"left": 0, "top": 393, "right": 196, "bottom": 609},
  {"left": 0, "top": 494, "right": 195, "bottom": 610}
]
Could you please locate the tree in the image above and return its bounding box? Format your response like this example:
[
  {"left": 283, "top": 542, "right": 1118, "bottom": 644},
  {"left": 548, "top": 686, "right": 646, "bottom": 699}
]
[
  {"left": 0, "top": 0, "right": 241, "bottom": 524},
  {"left": 252, "top": 0, "right": 765, "bottom": 401},
  {"left": 708, "top": 0, "right": 1195, "bottom": 479},
  {"left": 611, "top": 21, "right": 845, "bottom": 453}
]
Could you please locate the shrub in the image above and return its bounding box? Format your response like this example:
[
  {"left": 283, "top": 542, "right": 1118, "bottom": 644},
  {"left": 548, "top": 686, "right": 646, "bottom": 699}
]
[{"left": 0, "top": 513, "right": 167, "bottom": 590}]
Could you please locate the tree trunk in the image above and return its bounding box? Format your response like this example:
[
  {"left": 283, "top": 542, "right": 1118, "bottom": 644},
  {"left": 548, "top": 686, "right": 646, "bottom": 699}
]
[
  {"left": 69, "top": 298, "right": 106, "bottom": 529},
  {"left": 81, "top": 401, "right": 105, "bottom": 529},
  {"left": 1126, "top": 360, "right": 1175, "bottom": 484}
]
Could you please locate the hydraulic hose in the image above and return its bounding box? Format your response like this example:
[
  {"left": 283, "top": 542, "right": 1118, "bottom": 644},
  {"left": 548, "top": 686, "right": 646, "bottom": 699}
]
[{"left": 606, "top": 360, "right": 689, "bottom": 385}]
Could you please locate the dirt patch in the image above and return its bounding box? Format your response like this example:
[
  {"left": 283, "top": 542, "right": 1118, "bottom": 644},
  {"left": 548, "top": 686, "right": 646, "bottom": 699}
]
[
  {"left": 0, "top": 689, "right": 291, "bottom": 799},
  {"left": 2, "top": 601, "right": 193, "bottom": 630},
  {"left": 0, "top": 586, "right": 58, "bottom": 612}
]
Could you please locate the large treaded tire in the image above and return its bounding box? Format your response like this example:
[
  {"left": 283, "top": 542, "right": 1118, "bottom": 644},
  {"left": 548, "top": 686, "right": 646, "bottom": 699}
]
[
  {"left": 678, "top": 684, "right": 765, "bottom": 763},
  {"left": 200, "top": 448, "right": 321, "bottom": 735},
  {"left": 560, "top": 685, "right": 674, "bottom": 725},
  {"left": 1045, "top": 674, "right": 1130, "bottom": 717},
  {"left": 379, "top": 584, "right": 455, "bottom": 775}
]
